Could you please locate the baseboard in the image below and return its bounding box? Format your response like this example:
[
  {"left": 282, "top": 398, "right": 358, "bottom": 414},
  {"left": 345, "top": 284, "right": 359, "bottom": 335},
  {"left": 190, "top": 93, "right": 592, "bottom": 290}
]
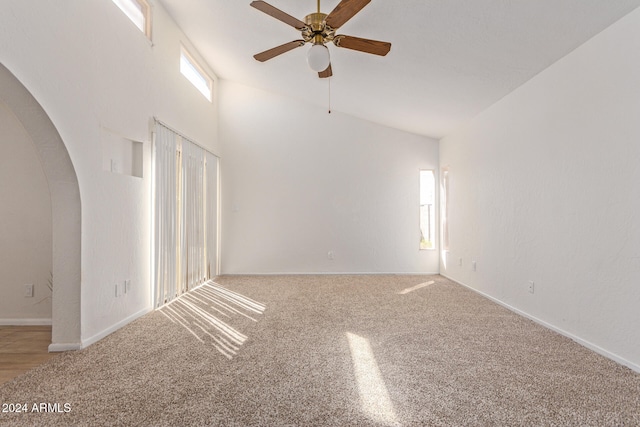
[
  {"left": 442, "top": 274, "right": 640, "bottom": 374},
  {"left": 0, "top": 318, "right": 52, "bottom": 326},
  {"left": 48, "top": 343, "right": 82, "bottom": 352},
  {"left": 219, "top": 271, "right": 441, "bottom": 276},
  {"left": 81, "top": 307, "right": 152, "bottom": 349}
]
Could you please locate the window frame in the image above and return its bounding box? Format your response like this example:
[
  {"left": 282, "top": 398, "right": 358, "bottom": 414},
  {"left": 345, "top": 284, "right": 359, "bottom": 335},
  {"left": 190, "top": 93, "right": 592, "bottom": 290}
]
[
  {"left": 112, "top": 0, "right": 152, "bottom": 39},
  {"left": 441, "top": 167, "right": 450, "bottom": 252}
]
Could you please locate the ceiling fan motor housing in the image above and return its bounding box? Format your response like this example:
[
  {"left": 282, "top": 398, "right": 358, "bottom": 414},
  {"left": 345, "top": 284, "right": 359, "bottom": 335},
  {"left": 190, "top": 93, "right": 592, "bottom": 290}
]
[{"left": 303, "top": 13, "right": 335, "bottom": 44}]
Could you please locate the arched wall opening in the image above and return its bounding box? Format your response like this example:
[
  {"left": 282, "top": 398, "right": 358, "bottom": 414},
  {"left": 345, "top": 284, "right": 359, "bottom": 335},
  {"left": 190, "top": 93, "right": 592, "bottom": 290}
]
[
  {"left": 0, "top": 101, "right": 52, "bottom": 322},
  {"left": 0, "top": 63, "right": 81, "bottom": 350}
]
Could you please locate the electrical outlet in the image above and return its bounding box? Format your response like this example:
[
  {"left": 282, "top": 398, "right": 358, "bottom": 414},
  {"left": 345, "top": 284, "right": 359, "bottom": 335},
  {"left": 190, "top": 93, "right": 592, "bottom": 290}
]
[
  {"left": 327, "top": 251, "right": 334, "bottom": 260},
  {"left": 472, "top": 261, "right": 477, "bottom": 272},
  {"left": 125, "top": 280, "right": 131, "bottom": 294},
  {"left": 24, "top": 284, "right": 34, "bottom": 298},
  {"left": 115, "top": 283, "right": 120, "bottom": 298},
  {"left": 528, "top": 281, "right": 535, "bottom": 294},
  {"left": 458, "top": 258, "right": 463, "bottom": 267}
]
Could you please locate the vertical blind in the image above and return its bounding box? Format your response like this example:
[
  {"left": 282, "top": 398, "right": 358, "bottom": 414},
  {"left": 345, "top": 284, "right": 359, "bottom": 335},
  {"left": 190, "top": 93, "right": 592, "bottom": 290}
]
[
  {"left": 153, "top": 121, "right": 218, "bottom": 308},
  {"left": 205, "top": 151, "right": 218, "bottom": 279}
]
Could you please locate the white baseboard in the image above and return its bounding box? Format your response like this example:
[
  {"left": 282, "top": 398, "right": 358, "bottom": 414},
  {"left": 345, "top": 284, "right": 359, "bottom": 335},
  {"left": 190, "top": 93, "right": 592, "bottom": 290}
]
[
  {"left": 219, "top": 271, "right": 441, "bottom": 276},
  {"left": 0, "top": 318, "right": 52, "bottom": 326},
  {"left": 48, "top": 342, "right": 81, "bottom": 352},
  {"left": 441, "top": 274, "right": 640, "bottom": 374},
  {"left": 80, "top": 307, "right": 151, "bottom": 349}
]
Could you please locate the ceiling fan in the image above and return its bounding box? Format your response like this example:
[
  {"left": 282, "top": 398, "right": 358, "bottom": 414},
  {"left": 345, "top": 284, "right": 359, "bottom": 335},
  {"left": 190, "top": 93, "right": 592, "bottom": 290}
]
[{"left": 251, "top": 0, "right": 391, "bottom": 78}]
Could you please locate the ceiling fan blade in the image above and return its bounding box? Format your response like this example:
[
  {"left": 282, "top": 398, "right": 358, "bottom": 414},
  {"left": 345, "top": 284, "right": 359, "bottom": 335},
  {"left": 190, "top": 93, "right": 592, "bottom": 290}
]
[
  {"left": 254, "top": 40, "right": 306, "bottom": 62},
  {"left": 250, "top": 1, "right": 308, "bottom": 30},
  {"left": 334, "top": 35, "right": 391, "bottom": 56},
  {"left": 318, "top": 64, "right": 333, "bottom": 78},
  {"left": 325, "top": 0, "right": 371, "bottom": 29}
]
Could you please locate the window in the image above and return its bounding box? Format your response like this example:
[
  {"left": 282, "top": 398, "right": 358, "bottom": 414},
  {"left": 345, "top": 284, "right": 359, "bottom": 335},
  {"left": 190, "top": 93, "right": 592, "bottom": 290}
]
[
  {"left": 419, "top": 170, "right": 435, "bottom": 250},
  {"left": 112, "top": 0, "right": 151, "bottom": 38},
  {"left": 180, "top": 47, "right": 213, "bottom": 102}
]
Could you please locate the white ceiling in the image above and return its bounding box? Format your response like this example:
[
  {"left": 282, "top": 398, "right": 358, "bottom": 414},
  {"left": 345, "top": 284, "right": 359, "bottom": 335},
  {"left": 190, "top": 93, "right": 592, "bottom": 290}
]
[{"left": 158, "top": 0, "right": 640, "bottom": 139}]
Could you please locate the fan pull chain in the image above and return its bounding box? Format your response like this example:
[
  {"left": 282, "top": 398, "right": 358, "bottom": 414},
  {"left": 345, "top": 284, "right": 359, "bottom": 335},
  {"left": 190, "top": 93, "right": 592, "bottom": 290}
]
[{"left": 328, "top": 77, "right": 331, "bottom": 114}]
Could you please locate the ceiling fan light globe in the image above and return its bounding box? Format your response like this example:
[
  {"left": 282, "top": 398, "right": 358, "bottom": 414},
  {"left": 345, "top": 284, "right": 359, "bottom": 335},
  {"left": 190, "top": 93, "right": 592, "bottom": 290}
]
[{"left": 307, "top": 44, "right": 330, "bottom": 72}]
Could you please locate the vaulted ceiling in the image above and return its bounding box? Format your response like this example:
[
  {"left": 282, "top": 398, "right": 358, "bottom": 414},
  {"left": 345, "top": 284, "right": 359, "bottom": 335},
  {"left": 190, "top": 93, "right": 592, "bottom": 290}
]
[{"left": 159, "top": 0, "right": 640, "bottom": 139}]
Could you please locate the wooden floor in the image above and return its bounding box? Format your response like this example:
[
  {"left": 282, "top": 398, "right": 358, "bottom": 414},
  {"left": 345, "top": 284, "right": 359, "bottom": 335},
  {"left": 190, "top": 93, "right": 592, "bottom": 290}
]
[{"left": 0, "top": 325, "right": 56, "bottom": 385}]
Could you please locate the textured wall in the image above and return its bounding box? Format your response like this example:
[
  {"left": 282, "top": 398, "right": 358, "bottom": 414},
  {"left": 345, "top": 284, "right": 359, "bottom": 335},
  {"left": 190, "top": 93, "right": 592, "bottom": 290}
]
[
  {"left": 219, "top": 81, "right": 439, "bottom": 274},
  {"left": 440, "top": 8, "right": 640, "bottom": 370}
]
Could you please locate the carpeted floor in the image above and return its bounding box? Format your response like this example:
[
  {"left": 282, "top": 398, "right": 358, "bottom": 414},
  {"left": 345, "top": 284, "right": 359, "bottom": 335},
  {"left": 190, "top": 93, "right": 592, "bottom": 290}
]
[{"left": 0, "top": 275, "right": 638, "bottom": 426}]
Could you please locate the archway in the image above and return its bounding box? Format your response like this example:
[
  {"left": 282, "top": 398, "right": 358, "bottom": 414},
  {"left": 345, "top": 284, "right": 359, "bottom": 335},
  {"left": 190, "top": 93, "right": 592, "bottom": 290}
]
[{"left": 0, "top": 63, "right": 81, "bottom": 350}]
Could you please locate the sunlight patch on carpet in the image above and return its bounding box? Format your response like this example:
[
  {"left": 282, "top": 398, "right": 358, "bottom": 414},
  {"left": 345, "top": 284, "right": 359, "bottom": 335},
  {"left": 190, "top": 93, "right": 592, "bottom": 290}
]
[
  {"left": 159, "top": 281, "right": 266, "bottom": 359},
  {"left": 398, "top": 280, "right": 435, "bottom": 295},
  {"left": 347, "top": 332, "right": 399, "bottom": 426}
]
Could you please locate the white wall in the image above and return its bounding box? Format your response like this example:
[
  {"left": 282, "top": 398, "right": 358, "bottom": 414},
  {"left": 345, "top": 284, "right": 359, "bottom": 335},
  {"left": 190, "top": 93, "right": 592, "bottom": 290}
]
[
  {"left": 220, "top": 81, "right": 439, "bottom": 274},
  {"left": 440, "top": 8, "right": 640, "bottom": 370},
  {"left": 0, "top": 0, "right": 218, "bottom": 347},
  {"left": 0, "top": 103, "right": 52, "bottom": 323}
]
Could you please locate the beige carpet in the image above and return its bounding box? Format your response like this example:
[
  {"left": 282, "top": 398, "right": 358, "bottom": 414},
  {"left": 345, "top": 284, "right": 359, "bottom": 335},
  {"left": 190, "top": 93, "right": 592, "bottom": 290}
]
[{"left": 0, "top": 275, "right": 638, "bottom": 426}]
